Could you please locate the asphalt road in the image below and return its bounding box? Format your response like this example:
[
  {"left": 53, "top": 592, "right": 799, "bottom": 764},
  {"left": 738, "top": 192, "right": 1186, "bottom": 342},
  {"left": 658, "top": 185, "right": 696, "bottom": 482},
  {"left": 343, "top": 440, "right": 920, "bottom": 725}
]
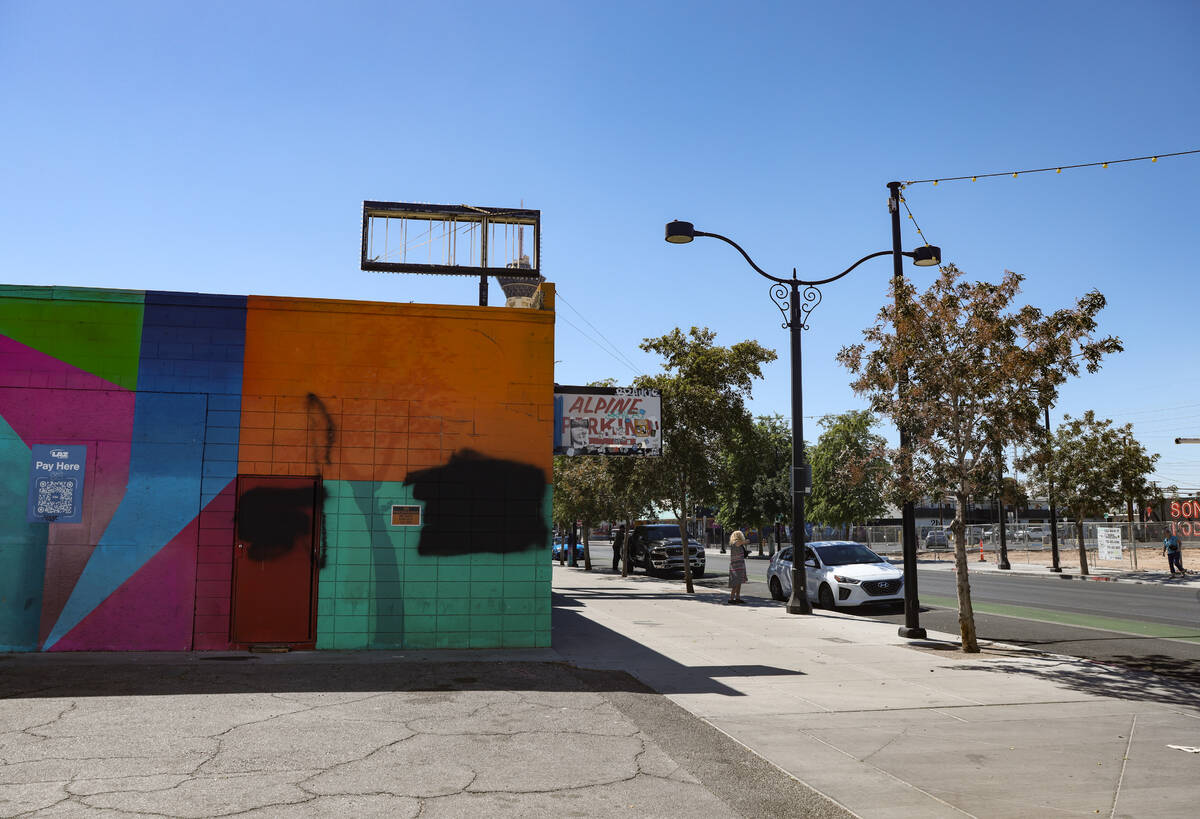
[{"left": 595, "top": 542, "right": 1200, "bottom": 684}]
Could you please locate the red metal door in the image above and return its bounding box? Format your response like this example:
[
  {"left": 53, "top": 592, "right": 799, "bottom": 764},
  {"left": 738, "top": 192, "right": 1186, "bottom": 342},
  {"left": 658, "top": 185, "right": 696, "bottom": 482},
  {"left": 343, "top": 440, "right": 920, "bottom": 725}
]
[{"left": 231, "top": 476, "right": 318, "bottom": 644}]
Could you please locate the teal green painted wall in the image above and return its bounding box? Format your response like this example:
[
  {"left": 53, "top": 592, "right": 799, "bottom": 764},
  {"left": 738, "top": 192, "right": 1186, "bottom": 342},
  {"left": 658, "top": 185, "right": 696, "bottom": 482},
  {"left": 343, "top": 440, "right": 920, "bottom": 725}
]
[
  {"left": 316, "top": 480, "right": 551, "bottom": 650},
  {"left": 0, "top": 285, "right": 144, "bottom": 389},
  {"left": 0, "top": 415, "right": 49, "bottom": 651}
]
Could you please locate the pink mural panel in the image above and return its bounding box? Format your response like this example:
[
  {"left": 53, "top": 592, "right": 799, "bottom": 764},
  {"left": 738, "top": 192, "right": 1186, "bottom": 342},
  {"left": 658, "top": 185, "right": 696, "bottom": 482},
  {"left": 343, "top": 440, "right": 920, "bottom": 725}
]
[
  {"left": 193, "top": 480, "right": 237, "bottom": 650},
  {"left": 0, "top": 337, "right": 136, "bottom": 644},
  {"left": 49, "top": 515, "right": 200, "bottom": 651}
]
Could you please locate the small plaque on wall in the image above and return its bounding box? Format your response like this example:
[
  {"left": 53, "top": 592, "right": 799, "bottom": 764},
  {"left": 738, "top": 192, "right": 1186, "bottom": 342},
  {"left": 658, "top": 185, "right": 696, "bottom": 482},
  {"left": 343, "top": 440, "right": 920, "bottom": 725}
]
[{"left": 391, "top": 505, "right": 422, "bottom": 526}]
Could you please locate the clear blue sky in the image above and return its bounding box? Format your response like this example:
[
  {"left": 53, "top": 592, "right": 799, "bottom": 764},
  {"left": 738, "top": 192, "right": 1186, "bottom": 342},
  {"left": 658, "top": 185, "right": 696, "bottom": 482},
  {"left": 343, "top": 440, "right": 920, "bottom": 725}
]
[{"left": 3, "top": 1, "right": 1199, "bottom": 489}]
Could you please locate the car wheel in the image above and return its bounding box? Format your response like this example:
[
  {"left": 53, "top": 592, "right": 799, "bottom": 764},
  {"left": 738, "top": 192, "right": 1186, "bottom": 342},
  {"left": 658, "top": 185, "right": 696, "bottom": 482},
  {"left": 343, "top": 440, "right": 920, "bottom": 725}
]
[
  {"left": 818, "top": 583, "right": 836, "bottom": 610},
  {"left": 769, "top": 576, "right": 785, "bottom": 601}
]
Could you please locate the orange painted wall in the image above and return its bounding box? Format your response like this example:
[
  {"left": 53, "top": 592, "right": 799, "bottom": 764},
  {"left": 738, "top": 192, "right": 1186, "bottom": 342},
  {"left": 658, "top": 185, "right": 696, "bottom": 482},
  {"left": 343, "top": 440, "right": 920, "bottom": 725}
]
[{"left": 237, "top": 294, "right": 555, "bottom": 482}]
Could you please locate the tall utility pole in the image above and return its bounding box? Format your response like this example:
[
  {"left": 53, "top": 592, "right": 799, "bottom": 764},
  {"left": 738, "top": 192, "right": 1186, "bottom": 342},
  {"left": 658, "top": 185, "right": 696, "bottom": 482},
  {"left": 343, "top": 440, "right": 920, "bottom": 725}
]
[{"left": 889, "top": 181, "right": 926, "bottom": 640}]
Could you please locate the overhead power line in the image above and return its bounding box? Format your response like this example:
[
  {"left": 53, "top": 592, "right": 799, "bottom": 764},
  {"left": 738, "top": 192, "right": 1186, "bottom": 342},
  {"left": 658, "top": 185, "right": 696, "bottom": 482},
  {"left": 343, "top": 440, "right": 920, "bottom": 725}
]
[{"left": 554, "top": 288, "right": 645, "bottom": 377}]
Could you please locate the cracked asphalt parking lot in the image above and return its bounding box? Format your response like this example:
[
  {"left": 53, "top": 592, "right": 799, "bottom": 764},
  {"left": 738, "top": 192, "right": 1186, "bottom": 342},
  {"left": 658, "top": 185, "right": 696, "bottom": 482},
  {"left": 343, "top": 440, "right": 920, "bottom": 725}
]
[{"left": 0, "top": 657, "right": 849, "bottom": 818}]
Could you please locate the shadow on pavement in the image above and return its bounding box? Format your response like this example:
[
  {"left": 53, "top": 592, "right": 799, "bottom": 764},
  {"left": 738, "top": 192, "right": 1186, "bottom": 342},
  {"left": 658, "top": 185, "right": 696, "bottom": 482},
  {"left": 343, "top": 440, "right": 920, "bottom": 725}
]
[
  {"left": 0, "top": 589, "right": 803, "bottom": 701},
  {"left": 551, "top": 588, "right": 805, "bottom": 697},
  {"left": 0, "top": 655, "right": 670, "bottom": 701},
  {"left": 947, "top": 650, "right": 1200, "bottom": 710}
]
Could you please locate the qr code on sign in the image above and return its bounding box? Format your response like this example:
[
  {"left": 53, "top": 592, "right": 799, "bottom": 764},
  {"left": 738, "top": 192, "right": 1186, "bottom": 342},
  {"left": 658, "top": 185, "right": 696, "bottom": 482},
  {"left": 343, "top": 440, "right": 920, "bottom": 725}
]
[{"left": 36, "top": 479, "right": 76, "bottom": 517}]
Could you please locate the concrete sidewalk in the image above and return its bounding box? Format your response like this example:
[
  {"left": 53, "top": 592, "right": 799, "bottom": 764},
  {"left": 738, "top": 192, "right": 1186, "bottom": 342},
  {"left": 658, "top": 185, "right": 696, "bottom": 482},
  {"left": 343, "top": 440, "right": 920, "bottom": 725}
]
[
  {"left": 0, "top": 649, "right": 844, "bottom": 817},
  {"left": 1, "top": 565, "right": 1196, "bottom": 818},
  {"left": 551, "top": 565, "right": 1200, "bottom": 818}
]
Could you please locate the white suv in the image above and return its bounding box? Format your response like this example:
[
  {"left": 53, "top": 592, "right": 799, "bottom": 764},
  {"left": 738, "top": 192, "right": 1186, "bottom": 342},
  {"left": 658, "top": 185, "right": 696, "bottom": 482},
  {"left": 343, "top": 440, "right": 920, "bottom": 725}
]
[{"left": 767, "top": 541, "right": 903, "bottom": 609}]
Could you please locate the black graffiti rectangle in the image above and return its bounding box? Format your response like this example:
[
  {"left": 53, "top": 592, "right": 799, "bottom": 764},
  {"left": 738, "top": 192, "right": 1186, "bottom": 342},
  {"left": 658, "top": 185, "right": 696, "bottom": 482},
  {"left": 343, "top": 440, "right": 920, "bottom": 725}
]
[{"left": 404, "top": 449, "right": 547, "bottom": 556}]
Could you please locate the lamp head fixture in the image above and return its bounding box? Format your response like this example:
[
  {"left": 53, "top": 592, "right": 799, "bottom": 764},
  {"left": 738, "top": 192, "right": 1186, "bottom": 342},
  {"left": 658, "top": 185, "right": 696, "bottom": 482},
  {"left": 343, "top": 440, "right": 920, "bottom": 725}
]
[
  {"left": 911, "top": 245, "right": 941, "bottom": 267},
  {"left": 664, "top": 220, "right": 696, "bottom": 244}
]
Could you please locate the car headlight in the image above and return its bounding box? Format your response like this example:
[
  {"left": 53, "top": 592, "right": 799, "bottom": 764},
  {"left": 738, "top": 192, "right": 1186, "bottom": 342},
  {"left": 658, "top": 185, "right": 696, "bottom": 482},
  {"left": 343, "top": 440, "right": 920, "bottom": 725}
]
[{"left": 832, "top": 575, "right": 862, "bottom": 584}]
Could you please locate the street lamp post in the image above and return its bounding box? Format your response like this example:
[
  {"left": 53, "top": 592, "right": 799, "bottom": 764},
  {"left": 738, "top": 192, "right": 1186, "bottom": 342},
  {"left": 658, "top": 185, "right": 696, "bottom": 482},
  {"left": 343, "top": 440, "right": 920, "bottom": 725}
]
[
  {"left": 1045, "top": 404, "right": 1063, "bottom": 572},
  {"left": 887, "top": 181, "right": 928, "bottom": 640},
  {"left": 994, "top": 439, "right": 1012, "bottom": 571},
  {"left": 1021, "top": 389, "right": 1062, "bottom": 573},
  {"left": 664, "top": 209, "right": 938, "bottom": 626}
]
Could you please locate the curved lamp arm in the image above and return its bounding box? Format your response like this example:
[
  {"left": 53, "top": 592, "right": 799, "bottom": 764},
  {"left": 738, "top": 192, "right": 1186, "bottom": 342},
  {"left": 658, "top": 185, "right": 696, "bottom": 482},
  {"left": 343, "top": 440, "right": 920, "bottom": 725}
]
[
  {"left": 692, "top": 233, "right": 914, "bottom": 286},
  {"left": 693, "top": 230, "right": 790, "bottom": 284},
  {"left": 797, "top": 250, "right": 911, "bottom": 286}
]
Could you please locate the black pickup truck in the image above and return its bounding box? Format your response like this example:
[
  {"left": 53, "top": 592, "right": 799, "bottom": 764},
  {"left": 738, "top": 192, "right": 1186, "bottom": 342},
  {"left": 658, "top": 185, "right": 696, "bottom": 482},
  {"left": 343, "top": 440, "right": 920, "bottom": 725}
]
[{"left": 627, "top": 523, "right": 706, "bottom": 577}]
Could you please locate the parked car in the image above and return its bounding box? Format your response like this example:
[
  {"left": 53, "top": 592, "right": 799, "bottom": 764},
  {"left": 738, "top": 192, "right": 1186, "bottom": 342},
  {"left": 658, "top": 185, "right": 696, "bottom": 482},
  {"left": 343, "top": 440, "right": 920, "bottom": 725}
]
[
  {"left": 924, "top": 529, "right": 950, "bottom": 549},
  {"left": 1024, "top": 526, "right": 1045, "bottom": 544},
  {"left": 551, "top": 536, "right": 585, "bottom": 562},
  {"left": 627, "top": 523, "right": 705, "bottom": 577},
  {"left": 767, "top": 541, "right": 903, "bottom": 609}
]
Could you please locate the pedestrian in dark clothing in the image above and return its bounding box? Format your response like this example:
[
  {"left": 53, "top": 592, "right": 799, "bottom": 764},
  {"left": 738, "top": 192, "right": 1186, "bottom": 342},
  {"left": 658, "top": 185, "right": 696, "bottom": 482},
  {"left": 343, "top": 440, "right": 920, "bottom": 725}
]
[
  {"left": 1163, "top": 531, "right": 1185, "bottom": 575},
  {"left": 612, "top": 526, "right": 625, "bottom": 571}
]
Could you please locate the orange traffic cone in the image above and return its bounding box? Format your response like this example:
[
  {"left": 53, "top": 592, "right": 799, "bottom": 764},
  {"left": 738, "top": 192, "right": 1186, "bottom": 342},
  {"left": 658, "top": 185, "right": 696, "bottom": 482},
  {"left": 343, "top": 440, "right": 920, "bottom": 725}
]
[{"left": 979, "top": 538, "right": 985, "bottom": 562}]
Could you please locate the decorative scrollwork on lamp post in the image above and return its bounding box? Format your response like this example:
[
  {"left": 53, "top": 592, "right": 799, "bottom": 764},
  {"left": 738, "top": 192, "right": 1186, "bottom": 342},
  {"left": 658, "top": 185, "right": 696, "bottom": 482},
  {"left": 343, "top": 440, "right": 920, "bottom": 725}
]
[{"left": 769, "top": 283, "right": 791, "bottom": 329}]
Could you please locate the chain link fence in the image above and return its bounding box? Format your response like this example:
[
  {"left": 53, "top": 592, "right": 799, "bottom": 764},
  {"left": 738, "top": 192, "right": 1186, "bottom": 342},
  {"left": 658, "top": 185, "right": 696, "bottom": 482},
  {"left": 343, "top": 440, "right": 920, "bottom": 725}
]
[
  {"left": 847, "top": 521, "right": 1194, "bottom": 566},
  {"left": 687, "top": 520, "right": 1196, "bottom": 566}
]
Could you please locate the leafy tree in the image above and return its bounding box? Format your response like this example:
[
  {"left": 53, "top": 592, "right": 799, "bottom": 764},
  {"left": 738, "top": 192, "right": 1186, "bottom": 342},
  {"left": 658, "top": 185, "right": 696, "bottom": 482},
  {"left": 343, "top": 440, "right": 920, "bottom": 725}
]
[
  {"left": 838, "top": 265, "right": 1120, "bottom": 652},
  {"left": 1115, "top": 431, "right": 1160, "bottom": 543},
  {"left": 552, "top": 455, "right": 613, "bottom": 570},
  {"left": 808, "top": 410, "right": 891, "bottom": 539},
  {"left": 1041, "top": 412, "right": 1153, "bottom": 573},
  {"left": 602, "top": 455, "right": 657, "bottom": 576},
  {"left": 637, "top": 327, "right": 776, "bottom": 593},
  {"left": 750, "top": 415, "right": 793, "bottom": 554},
  {"left": 716, "top": 415, "right": 791, "bottom": 555}
]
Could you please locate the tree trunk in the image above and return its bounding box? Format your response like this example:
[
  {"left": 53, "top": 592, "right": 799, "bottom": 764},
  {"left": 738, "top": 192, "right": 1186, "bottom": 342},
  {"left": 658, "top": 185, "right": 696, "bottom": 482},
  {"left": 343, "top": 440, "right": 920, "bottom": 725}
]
[
  {"left": 582, "top": 523, "right": 593, "bottom": 571},
  {"left": 559, "top": 525, "right": 566, "bottom": 565},
  {"left": 953, "top": 492, "right": 980, "bottom": 653},
  {"left": 676, "top": 484, "right": 694, "bottom": 593},
  {"left": 621, "top": 517, "right": 631, "bottom": 578},
  {"left": 1076, "top": 518, "right": 1089, "bottom": 575},
  {"left": 679, "top": 512, "right": 695, "bottom": 594},
  {"left": 758, "top": 525, "right": 765, "bottom": 556}
]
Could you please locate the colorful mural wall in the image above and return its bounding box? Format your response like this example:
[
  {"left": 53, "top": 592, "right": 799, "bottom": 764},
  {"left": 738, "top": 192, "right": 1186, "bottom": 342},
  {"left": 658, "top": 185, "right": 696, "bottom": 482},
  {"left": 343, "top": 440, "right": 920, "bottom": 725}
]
[{"left": 0, "top": 285, "right": 555, "bottom": 651}]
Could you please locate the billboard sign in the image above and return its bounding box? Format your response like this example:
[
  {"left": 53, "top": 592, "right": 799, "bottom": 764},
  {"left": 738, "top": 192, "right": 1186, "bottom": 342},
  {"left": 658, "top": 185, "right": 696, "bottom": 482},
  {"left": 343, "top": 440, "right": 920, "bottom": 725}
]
[
  {"left": 554, "top": 385, "right": 661, "bottom": 456},
  {"left": 27, "top": 444, "right": 87, "bottom": 523}
]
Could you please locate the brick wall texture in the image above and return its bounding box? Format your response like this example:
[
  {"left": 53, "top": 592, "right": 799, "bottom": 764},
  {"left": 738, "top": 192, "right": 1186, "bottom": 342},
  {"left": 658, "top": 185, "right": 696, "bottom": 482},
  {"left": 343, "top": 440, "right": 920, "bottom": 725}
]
[{"left": 0, "top": 285, "right": 554, "bottom": 652}]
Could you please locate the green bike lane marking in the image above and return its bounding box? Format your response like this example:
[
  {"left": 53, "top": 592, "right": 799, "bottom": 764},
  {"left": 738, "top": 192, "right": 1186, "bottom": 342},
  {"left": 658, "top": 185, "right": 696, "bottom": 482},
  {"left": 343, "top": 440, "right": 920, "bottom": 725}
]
[{"left": 921, "top": 594, "right": 1200, "bottom": 643}]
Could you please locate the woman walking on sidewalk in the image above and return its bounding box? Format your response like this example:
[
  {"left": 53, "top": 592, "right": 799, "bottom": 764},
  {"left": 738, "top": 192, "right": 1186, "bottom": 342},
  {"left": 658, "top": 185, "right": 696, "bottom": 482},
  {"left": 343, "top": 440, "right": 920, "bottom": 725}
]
[{"left": 728, "top": 530, "right": 749, "bottom": 604}]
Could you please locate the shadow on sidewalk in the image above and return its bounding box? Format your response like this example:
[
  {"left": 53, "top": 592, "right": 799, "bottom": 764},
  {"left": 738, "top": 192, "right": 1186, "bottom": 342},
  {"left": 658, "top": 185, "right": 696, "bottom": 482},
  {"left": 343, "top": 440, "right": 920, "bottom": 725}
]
[
  {"left": 947, "top": 649, "right": 1200, "bottom": 710},
  {"left": 0, "top": 655, "right": 666, "bottom": 701},
  {"left": 552, "top": 589, "right": 805, "bottom": 696}
]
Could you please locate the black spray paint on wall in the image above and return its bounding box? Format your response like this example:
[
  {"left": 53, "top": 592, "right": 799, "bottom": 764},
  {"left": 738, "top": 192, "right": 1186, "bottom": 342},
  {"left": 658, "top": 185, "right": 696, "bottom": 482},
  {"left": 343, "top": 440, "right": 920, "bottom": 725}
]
[
  {"left": 307, "top": 392, "right": 334, "bottom": 568},
  {"left": 405, "top": 449, "right": 548, "bottom": 556},
  {"left": 236, "top": 484, "right": 324, "bottom": 561}
]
